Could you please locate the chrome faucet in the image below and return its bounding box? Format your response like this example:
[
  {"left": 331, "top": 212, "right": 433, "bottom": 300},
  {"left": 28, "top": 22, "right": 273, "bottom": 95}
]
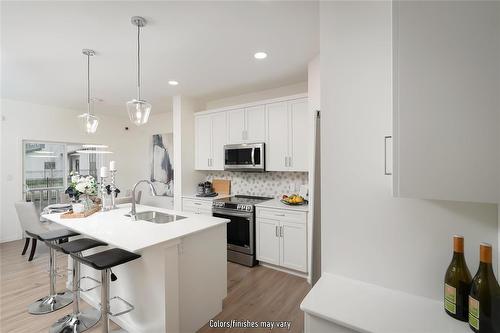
[{"left": 130, "top": 180, "right": 157, "bottom": 218}]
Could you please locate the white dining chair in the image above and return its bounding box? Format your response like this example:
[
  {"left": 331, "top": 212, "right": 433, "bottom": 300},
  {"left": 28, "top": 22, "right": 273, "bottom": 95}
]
[{"left": 14, "top": 202, "right": 57, "bottom": 261}]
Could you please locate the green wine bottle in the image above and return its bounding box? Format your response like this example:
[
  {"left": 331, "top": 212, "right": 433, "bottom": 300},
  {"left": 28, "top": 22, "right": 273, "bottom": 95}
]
[
  {"left": 444, "top": 235, "right": 472, "bottom": 321},
  {"left": 469, "top": 243, "right": 500, "bottom": 333}
]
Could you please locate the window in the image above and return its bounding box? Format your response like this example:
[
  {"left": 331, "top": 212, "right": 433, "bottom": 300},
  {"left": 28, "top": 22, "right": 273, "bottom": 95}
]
[{"left": 23, "top": 140, "right": 107, "bottom": 210}]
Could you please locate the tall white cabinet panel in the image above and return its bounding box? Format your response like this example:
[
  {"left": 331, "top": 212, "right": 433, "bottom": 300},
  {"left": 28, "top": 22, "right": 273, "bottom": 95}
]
[
  {"left": 289, "top": 99, "right": 309, "bottom": 172},
  {"left": 227, "top": 109, "right": 246, "bottom": 143},
  {"left": 280, "top": 221, "right": 307, "bottom": 272},
  {"left": 195, "top": 115, "right": 212, "bottom": 170},
  {"left": 194, "top": 112, "right": 227, "bottom": 171},
  {"left": 211, "top": 112, "right": 227, "bottom": 170},
  {"left": 256, "top": 218, "right": 280, "bottom": 265},
  {"left": 266, "top": 98, "right": 309, "bottom": 172},
  {"left": 245, "top": 105, "right": 266, "bottom": 142},
  {"left": 266, "top": 102, "right": 289, "bottom": 171},
  {"left": 393, "top": 1, "right": 500, "bottom": 203}
]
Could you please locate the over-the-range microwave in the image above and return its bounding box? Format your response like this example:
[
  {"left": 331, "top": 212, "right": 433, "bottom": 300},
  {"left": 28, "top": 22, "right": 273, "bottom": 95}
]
[{"left": 224, "top": 143, "right": 265, "bottom": 172}]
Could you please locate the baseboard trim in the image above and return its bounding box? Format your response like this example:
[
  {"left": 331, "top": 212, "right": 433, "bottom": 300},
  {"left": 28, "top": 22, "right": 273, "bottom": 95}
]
[
  {"left": 259, "top": 262, "right": 308, "bottom": 279},
  {"left": 0, "top": 235, "right": 22, "bottom": 244}
]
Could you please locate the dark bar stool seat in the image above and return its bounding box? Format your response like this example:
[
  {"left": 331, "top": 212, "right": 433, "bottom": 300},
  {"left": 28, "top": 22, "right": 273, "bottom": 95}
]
[
  {"left": 28, "top": 229, "right": 80, "bottom": 315},
  {"left": 49, "top": 238, "right": 107, "bottom": 333},
  {"left": 71, "top": 248, "right": 141, "bottom": 333}
]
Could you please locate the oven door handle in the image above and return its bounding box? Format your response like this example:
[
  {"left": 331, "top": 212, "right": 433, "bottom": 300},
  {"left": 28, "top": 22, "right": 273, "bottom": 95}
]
[
  {"left": 213, "top": 208, "right": 253, "bottom": 218},
  {"left": 251, "top": 148, "right": 255, "bottom": 166}
]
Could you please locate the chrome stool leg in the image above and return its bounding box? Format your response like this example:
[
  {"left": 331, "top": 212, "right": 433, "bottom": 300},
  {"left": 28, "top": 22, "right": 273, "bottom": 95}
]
[
  {"left": 49, "top": 253, "right": 100, "bottom": 333},
  {"left": 101, "top": 269, "right": 110, "bottom": 333},
  {"left": 28, "top": 242, "right": 72, "bottom": 314}
]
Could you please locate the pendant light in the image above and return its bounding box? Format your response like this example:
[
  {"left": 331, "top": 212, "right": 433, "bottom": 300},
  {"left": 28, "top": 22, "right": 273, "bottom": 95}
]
[
  {"left": 126, "top": 16, "right": 151, "bottom": 126},
  {"left": 79, "top": 49, "right": 99, "bottom": 134}
]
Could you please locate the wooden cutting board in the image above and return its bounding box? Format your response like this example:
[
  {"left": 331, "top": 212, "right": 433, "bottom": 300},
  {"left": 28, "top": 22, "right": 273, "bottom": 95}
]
[
  {"left": 212, "top": 179, "right": 231, "bottom": 195},
  {"left": 60, "top": 205, "right": 101, "bottom": 219}
]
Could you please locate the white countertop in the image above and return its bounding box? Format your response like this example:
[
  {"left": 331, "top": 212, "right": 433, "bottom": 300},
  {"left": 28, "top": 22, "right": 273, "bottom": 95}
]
[
  {"left": 300, "top": 273, "right": 470, "bottom": 333},
  {"left": 42, "top": 204, "right": 229, "bottom": 253},
  {"left": 255, "top": 198, "right": 309, "bottom": 212},
  {"left": 182, "top": 194, "right": 231, "bottom": 201}
]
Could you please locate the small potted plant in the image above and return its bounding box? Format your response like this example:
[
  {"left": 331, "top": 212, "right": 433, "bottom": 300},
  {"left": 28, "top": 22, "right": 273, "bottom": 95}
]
[{"left": 65, "top": 172, "right": 98, "bottom": 212}]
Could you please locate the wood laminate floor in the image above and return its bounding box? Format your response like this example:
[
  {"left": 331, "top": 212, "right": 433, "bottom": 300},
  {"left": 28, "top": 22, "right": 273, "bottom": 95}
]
[{"left": 0, "top": 239, "right": 310, "bottom": 333}]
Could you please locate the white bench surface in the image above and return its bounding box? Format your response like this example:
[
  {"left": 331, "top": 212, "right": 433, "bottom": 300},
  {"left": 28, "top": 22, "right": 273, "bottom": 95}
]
[{"left": 300, "top": 273, "right": 471, "bottom": 333}]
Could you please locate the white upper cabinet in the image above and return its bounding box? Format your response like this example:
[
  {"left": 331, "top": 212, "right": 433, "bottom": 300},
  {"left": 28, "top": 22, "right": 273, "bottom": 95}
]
[
  {"left": 266, "top": 98, "right": 309, "bottom": 172},
  {"left": 195, "top": 94, "right": 309, "bottom": 173},
  {"left": 289, "top": 99, "right": 309, "bottom": 172},
  {"left": 211, "top": 112, "right": 227, "bottom": 170},
  {"left": 393, "top": 2, "right": 500, "bottom": 203},
  {"left": 266, "top": 102, "right": 289, "bottom": 171},
  {"left": 245, "top": 105, "right": 266, "bottom": 142},
  {"left": 195, "top": 115, "right": 212, "bottom": 170},
  {"left": 228, "top": 106, "right": 266, "bottom": 143},
  {"left": 227, "top": 108, "right": 246, "bottom": 143},
  {"left": 195, "top": 112, "right": 227, "bottom": 171}
]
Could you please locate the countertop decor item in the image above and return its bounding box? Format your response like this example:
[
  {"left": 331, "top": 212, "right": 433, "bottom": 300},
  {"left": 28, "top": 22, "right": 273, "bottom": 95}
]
[
  {"left": 443, "top": 235, "right": 472, "bottom": 321},
  {"left": 280, "top": 194, "right": 307, "bottom": 206},
  {"left": 60, "top": 205, "right": 101, "bottom": 219},
  {"left": 126, "top": 16, "right": 152, "bottom": 126},
  {"left": 65, "top": 172, "right": 98, "bottom": 211},
  {"left": 78, "top": 49, "right": 99, "bottom": 134},
  {"left": 212, "top": 179, "right": 231, "bottom": 195}
]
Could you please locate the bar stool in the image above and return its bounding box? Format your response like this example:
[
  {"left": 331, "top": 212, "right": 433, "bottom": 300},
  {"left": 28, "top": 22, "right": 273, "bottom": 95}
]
[
  {"left": 49, "top": 238, "right": 108, "bottom": 333},
  {"left": 71, "top": 248, "right": 141, "bottom": 332},
  {"left": 27, "top": 228, "right": 80, "bottom": 314}
]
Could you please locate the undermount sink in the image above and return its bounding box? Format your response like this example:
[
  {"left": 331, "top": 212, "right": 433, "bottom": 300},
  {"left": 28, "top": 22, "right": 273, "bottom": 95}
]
[{"left": 127, "top": 211, "right": 187, "bottom": 224}]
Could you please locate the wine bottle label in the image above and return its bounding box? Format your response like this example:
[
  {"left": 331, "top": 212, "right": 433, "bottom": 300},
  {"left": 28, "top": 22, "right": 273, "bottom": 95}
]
[
  {"left": 444, "top": 283, "right": 456, "bottom": 314},
  {"left": 469, "top": 296, "right": 480, "bottom": 330}
]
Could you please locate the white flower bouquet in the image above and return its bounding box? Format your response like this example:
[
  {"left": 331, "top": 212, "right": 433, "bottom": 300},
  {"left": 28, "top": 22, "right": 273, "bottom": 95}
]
[{"left": 65, "top": 172, "right": 98, "bottom": 210}]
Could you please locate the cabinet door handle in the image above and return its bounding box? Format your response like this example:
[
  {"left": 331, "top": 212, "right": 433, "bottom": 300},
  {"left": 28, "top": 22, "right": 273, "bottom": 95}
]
[
  {"left": 275, "top": 225, "right": 279, "bottom": 237},
  {"left": 288, "top": 156, "right": 292, "bottom": 167},
  {"left": 280, "top": 226, "right": 284, "bottom": 237},
  {"left": 275, "top": 213, "right": 285, "bottom": 217},
  {"left": 285, "top": 156, "right": 288, "bottom": 167},
  {"left": 194, "top": 202, "right": 202, "bottom": 206},
  {"left": 384, "top": 136, "right": 392, "bottom": 176}
]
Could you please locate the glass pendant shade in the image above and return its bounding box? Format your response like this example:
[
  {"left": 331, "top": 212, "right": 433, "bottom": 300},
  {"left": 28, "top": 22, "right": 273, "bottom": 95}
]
[
  {"left": 79, "top": 113, "right": 99, "bottom": 134},
  {"left": 126, "top": 99, "right": 151, "bottom": 126}
]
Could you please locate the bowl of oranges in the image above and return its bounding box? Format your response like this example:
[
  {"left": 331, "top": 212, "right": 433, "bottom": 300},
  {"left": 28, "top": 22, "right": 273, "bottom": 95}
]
[{"left": 281, "top": 194, "right": 308, "bottom": 206}]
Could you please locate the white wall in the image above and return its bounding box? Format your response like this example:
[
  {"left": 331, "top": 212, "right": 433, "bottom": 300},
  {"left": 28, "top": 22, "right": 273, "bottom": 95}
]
[
  {"left": 204, "top": 82, "right": 307, "bottom": 110},
  {"left": 0, "top": 99, "right": 174, "bottom": 242},
  {"left": 117, "top": 111, "right": 174, "bottom": 207},
  {"left": 173, "top": 96, "right": 205, "bottom": 210},
  {"left": 1, "top": 99, "right": 125, "bottom": 241},
  {"left": 320, "top": 1, "right": 498, "bottom": 301}
]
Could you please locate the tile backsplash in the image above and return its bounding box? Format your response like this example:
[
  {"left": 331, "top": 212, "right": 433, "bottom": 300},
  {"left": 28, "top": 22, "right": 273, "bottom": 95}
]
[{"left": 205, "top": 171, "right": 308, "bottom": 199}]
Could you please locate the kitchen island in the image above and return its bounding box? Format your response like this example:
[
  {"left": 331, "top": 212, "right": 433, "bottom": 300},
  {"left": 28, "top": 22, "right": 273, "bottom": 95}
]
[{"left": 42, "top": 204, "right": 229, "bottom": 333}]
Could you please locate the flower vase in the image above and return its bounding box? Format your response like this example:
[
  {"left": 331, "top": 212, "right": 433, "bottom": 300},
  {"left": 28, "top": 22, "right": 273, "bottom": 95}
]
[{"left": 82, "top": 195, "right": 94, "bottom": 212}]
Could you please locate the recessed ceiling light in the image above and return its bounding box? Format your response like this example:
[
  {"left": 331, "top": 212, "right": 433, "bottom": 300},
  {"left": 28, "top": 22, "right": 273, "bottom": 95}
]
[
  {"left": 168, "top": 80, "right": 179, "bottom": 86},
  {"left": 254, "top": 52, "right": 267, "bottom": 59}
]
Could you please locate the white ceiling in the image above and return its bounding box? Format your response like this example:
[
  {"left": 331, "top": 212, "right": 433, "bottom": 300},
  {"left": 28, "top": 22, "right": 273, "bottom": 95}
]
[{"left": 1, "top": 1, "right": 319, "bottom": 116}]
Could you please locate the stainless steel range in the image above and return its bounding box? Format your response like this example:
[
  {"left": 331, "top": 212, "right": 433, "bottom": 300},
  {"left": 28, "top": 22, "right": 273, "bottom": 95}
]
[{"left": 212, "top": 195, "right": 272, "bottom": 267}]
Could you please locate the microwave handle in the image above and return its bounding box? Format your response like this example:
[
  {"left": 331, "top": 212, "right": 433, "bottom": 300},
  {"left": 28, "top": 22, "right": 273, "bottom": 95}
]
[{"left": 251, "top": 148, "right": 255, "bottom": 166}]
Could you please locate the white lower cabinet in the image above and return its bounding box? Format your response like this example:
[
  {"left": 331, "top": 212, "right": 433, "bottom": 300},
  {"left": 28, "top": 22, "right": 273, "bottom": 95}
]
[
  {"left": 182, "top": 198, "right": 213, "bottom": 216},
  {"left": 256, "top": 207, "right": 308, "bottom": 273}
]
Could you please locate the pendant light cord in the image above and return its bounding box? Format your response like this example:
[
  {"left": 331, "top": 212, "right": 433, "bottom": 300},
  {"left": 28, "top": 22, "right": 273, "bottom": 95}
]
[
  {"left": 87, "top": 52, "right": 91, "bottom": 115},
  {"left": 137, "top": 24, "right": 141, "bottom": 100}
]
